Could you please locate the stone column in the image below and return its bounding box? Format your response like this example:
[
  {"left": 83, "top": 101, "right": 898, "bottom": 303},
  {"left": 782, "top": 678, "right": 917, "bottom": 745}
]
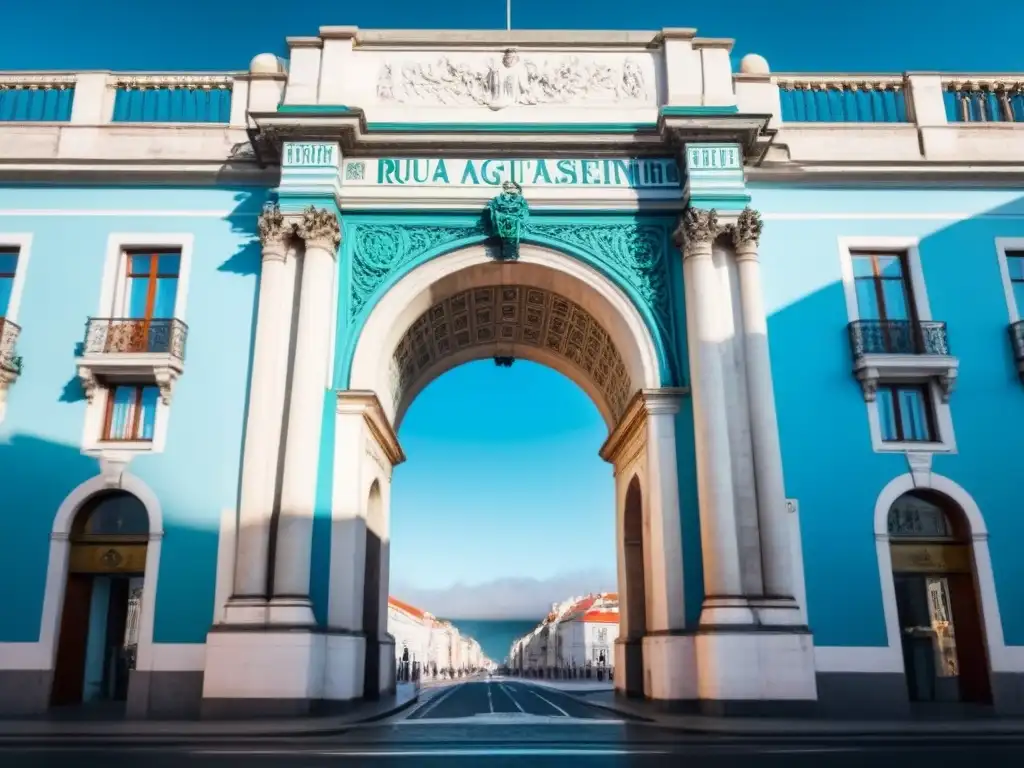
[
  {"left": 674, "top": 208, "right": 751, "bottom": 626},
  {"left": 730, "top": 208, "right": 796, "bottom": 605},
  {"left": 270, "top": 206, "right": 341, "bottom": 625},
  {"left": 225, "top": 202, "right": 296, "bottom": 623}
]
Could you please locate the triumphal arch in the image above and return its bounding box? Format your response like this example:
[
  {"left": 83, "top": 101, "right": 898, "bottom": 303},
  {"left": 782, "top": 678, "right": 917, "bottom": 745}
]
[{"left": 202, "top": 27, "right": 817, "bottom": 716}]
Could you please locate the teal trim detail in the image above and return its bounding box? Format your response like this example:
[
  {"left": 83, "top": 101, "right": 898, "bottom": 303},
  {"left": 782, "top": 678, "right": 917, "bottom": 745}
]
[
  {"left": 366, "top": 122, "right": 657, "bottom": 134},
  {"left": 687, "top": 193, "right": 753, "bottom": 209},
  {"left": 276, "top": 104, "right": 355, "bottom": 114},
  {"left": 309, "top": 388, "right": 335, "bottom": 627},
  {"left": 334, "top": 212, "right": 685, "bottom": 392},
  {"left": 660, "top": 105, "right": 740, "bottom": 116},
  {"left": 274, "top": 192, "right": 340, "bottom": 216}
]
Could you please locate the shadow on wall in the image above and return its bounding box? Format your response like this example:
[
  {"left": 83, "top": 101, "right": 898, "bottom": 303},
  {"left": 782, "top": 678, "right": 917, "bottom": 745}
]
[{"left": 762, "top": 190, "right": 1024, "bottom": 651}]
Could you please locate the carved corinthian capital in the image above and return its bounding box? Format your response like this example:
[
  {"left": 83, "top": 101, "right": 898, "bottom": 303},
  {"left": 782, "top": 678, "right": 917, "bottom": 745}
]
[
  {"left": 672, "top": 207, "right": 720, "bottom": 251},
  {"left": 297, "top": 206, "right": 342, "bottom": 252},
  {"left": 730, "top": 207, "right": 763, "bottom": 249},
  {"left": 257, "top": 202, "right": 290, "bottom": 254}
]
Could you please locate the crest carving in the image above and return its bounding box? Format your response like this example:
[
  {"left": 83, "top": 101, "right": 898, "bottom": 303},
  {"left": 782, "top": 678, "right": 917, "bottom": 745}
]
[{"left": 487, "top": 181, "right": 530, "bottom": 260}]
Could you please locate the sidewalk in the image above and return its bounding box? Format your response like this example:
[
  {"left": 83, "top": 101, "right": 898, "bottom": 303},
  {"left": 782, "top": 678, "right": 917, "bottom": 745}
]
[
  {"left": 0, "top": 683, "right": 418, "bottom": 742},
  {"left": 561, "top": 688, "right": 1024, "bottom": 737}
]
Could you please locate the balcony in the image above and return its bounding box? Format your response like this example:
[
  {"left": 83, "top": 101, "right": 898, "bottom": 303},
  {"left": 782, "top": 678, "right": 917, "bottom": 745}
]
[
  {"left": 1009, "top": 321, "right": 1024, "bottom": 383},
  {"left": 847, "top": 320, "right": 958, "bottom": 402},
  {"left": 0, "top": 317, "right": 22, "bottom": 404},
  {"left": 75, "top": 317, "right": 188, "bottom": 404}
]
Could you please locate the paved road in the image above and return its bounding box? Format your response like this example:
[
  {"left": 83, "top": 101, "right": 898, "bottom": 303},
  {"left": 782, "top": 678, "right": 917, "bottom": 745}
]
[
  {"left": 405, "top": 679, "right": 613, "bottom": 721},
  {"left": 6, "top": 737, "right": 1024, "bottom": 767}
]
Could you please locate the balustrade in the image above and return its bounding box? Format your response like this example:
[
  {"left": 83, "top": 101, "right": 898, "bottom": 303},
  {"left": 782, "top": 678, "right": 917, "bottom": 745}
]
[
  {"left": 111, "top": 74, "right": 234, "bottom": 123},
  {"left": 0, "top": 74, "right": 75, "bottom": 121},
  {"left": 943, "top": 79, "right": 1024, "bottom": 123},
  {"left": 776, "top": 76, "right": 908, "bottom": 123},
  {"left": 848, "top": 320, "right": 950, "bottom": 359},
  {"left": 83, "top": 317, "right": 188, "bottom": 360}
]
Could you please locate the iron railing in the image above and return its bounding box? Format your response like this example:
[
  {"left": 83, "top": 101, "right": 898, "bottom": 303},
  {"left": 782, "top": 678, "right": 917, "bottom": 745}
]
[
  {"left": 1009, "top": 321, "right": 1024, "bottom": 365},
  {"left": 848, "top": 320, "right": 950, "bottom": 358},
  {"left": 0, "top": 317, "right": 22, "bottom": 373},
  {"left": 83, "top": 317, "right": 188, "bottom": 359}
]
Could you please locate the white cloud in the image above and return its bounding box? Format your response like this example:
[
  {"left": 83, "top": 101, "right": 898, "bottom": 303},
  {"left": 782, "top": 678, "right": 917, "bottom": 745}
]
[{"left": 391, "top": 569, "right": 616, "bottom": 619}]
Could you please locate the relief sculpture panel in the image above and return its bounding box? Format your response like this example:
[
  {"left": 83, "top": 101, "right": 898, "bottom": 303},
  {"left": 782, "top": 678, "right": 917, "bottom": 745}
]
[{"left": 376, "top": 48, "right": 652, "bottom": 110}]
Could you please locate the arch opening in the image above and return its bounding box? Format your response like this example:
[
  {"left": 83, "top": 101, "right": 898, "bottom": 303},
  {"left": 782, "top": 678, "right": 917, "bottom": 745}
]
[
  {"left": 362, "top": 481, "right": 384, "bottom": 701},
  {"left": 51, "top": 491, "right": 150, "bottom": 709},
  {"left": 621, "top": 476, "right": 646, "bottom": 698},
  {"left": 349, "top": 243, "right": 664, "bottom": 433},
  {"left": 885, "top": 489, "right": 992, "bottom": 707}
]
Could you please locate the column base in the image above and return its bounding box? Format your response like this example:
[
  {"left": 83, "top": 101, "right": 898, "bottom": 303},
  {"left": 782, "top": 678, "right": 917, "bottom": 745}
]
[
  {"left": 201, "top": 627, "right": 326, "bottom": 718},
  {"left": 614, "top": 637, "right": 644, "bottom": 698},
  {"left": 267, "top": 596, "right": 316, "bottom": 626},
  {"left": 642, "top": 633, "right": 697, "bottom": 701},
  {"left": 222, "top": 596, "right": 269, "bottom": 625},
  {"left": 694, "top": 625, "right": 818, "bottom": 711}
]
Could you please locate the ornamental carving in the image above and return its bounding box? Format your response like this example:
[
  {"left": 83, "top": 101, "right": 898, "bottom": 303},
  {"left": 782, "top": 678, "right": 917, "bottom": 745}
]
[
  {"left": 389, "top": 285, "right": 633, "bottom": 420},
  {"left": 730, "top": 207, "right": 763, "bottom": 248},
  {"left": 487, "top": 182, "right": 530, "bottom": 260},
  {"left": 673, "top": 207, "right": 720, "bottom": 249},
  {"left": 297, "top": 206, "right": 341, "bottom": 251},
  {"left": 348, "top": 219, "right": 681, "bottom": 384},
  {"left": 257, "top": 202, "right": 290, "bottom": 248},
  {"left": 376, "top": 49, "right": 650, "bottom": 110}
]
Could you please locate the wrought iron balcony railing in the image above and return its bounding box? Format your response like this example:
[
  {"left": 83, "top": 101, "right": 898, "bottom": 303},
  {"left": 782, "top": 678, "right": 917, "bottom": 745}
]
[
  {"left": 83, "top": 317, "right": 188, "bottom": 360},
  {"left": 0, "top": 317, "right": 22, "bottom": 374},
  {"left": 1009, "top": 321, "right": 1024, "bottom": 365},
  {"left": 848, "top": 320, "right": 950, "bottom": 359}
]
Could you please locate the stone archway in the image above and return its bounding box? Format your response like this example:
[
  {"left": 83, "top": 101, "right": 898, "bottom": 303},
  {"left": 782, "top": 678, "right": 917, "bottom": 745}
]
[
  {"left": 620, "top": 475, "right": 646, "bottom": 698},
  {"left": 335, "top": 242, "right": 689, "bottom": 702}
]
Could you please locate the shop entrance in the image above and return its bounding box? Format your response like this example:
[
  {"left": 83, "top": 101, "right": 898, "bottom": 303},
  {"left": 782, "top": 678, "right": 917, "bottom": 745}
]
[
  {"left": 50, "top": 491, "right": 148, "bottom": 708},
  {"left": 887, "top": 490, "right": 991, "bottom": 706}
]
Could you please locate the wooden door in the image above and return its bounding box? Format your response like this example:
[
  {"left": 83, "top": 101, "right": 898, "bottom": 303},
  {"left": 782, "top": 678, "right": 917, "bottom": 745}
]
[
  {"left": 948, "top": 573, "right": 993, "bottom": 704},
  {"left": 50, "top": 574, "right": 92, "bottom": 706}
]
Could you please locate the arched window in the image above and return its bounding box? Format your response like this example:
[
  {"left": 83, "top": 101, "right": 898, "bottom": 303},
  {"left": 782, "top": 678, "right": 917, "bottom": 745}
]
[
  {"left": 71, "top": 491, "right": 149, "bottom": 542},
  {"left": 886, "top": 490, "right": 963, "bottom": 541}
]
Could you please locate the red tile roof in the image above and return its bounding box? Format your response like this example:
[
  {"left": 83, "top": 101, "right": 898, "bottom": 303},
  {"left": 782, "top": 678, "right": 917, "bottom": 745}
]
[
  {"left": 388, "top": 596, "right": 426, "bottom": 620},
  {"left": 582, "top": 610, "right": 619, "bottom": 624}
]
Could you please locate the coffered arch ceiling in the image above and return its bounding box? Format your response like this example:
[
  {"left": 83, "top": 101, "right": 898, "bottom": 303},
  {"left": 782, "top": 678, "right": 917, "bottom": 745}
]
[{"left": 348, "top": 244, "right": 662, "bottom": 431}]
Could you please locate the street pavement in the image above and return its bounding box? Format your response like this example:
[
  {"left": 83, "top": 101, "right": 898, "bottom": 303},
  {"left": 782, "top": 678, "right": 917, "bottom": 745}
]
[{"left": 4, "top": 679, "right": 1024, "bottom": 766}]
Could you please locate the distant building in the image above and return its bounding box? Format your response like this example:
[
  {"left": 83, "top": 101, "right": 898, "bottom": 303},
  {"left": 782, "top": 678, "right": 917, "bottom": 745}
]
[
  {"left": 387, "top": 596, "right": 490, "bottom": 678},
  {"left": 510, "top": 593, "right": 618, "bottom": 672}
]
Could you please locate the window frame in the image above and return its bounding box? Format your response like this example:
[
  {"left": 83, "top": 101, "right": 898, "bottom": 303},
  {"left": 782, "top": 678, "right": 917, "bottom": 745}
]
[
  {"left": 101, "top": 384, "right": 160, "bottom": 443},
  {"left": 850, "top": 250, "right": 919, "bottom": 325},
  {"left": 876, "top": 383, "right": 937, "bottom": 443},
  {"left": 98, "top": 233, "right": 193, "bottom": 322},
  {"left": 123, "top": 249, "right": 182, "bottom": 323},
  {"left": 83, "top": 382, "right": 170, "bottom": 455},
  {"left": 0, "top": 233, "right": 32, "bottom": 323},
  {"left": 994, "top": 238, "right": 1024, "bottom": 322},
  {"left": 838, "top": 236, "right": 956, "bottom": 454}
]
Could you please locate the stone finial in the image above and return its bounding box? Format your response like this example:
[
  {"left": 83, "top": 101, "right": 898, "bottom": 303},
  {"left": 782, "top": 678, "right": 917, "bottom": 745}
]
[
  {"left": 739, "top": 53, "right": 770, "bottom": 75},
  {"left": 297, "top": 206, "right": 342, "bottom": 252},
  {"left": 257, "top": 201, "right": 289, "bottom": 249},
  {"left": 731, "top": 207, "right": 763, "bottom": 248},
  {"left": 250, "top": 53, "right": 285, "bottom": 75},
  {"left": 672, "top": 207, "right": 719, "bottom": 249}
]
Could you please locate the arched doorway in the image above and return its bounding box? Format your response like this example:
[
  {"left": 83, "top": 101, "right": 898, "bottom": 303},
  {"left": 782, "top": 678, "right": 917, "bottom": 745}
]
[
  {"left": 887, "top": 489, "right": 992, "bottom": 706},
  {"left": 51, "top": 491, "right": 149, "bottom": 708},
  {"left": 363, "top": 480, "right": 384, "bottom": 700},
  {"left": 621, "top": 475, "right": 646, "bottom": 698}
]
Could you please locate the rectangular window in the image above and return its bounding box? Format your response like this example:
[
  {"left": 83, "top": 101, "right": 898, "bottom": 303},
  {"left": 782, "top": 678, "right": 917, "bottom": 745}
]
[
  {"left": 877, "top": 384, "right": 936, "bottom": 443},
  {"left": 851, "top": 251, "right": 915, "bottom": 321},
  {"left": 126, "top": 250, "right": 180, "bottom": 320},
  {"left": 102, "top": 385, "right": 159, "bottom": 442},
  {"left": 1006, "top": 251, "right": 1024, "bottom": 316},
  {"left": 0, "top": 248, "right": 18, "bottom": 317}
]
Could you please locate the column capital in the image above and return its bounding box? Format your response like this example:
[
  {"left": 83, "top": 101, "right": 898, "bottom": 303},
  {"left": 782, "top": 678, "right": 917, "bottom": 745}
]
[
  {"left": 297, "top": 205, "right": 341, "bottom": 253},
  {"left": 729, "top": 207, "right": 763, "bottom": 257},
  {"left": 672, "top": 207, "right": 720, "bottom": 255},
  {"left": 257, "top": 201, "right": 293, "bottom": 261}
]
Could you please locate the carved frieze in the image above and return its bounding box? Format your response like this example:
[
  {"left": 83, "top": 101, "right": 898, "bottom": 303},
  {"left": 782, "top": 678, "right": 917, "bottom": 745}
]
[{"left": 376, "top": 48, "right": 650, "bottom": 110}]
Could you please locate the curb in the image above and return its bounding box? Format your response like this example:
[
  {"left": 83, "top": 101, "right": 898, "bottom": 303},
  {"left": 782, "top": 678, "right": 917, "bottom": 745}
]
[
  {"left": 0, "top": 691, "right": 420, "bottom": 745},
  {"left": 546, "top": 688, "right": 1024, "bottom": 740}
]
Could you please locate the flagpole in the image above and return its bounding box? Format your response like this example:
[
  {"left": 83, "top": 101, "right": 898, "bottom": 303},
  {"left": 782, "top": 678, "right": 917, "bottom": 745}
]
[{"left": 506, "top": 0, "right": 511, "bottom": 31}]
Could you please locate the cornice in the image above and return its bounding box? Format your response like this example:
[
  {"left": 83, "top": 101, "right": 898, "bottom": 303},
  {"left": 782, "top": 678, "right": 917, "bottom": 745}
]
[
  {"left": 747, "top": 163, "right": 1024, "bottom": 186},
  {"left": 336, "top": 390, "right": 406, "bottom": 467},
  {"left": 599, "top": 387, "right": 688, "bottom": 464},
  {"left": 346, "top": 29, "right": 665, "bottom": 50}
]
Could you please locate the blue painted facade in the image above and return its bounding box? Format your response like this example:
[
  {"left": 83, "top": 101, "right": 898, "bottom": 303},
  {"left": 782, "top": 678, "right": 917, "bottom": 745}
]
[
  {"left": 754, "top": 184, "right": 1024, "bottom": 647},
  {"left": 0, "top": 185, "right": 267, "bottom": 645}
]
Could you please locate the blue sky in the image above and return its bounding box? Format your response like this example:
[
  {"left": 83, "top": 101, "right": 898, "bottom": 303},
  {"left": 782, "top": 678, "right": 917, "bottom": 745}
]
[
  {"left": 5, "top": 0, "right": 1014, "bottom": 619},
  {"left": 0, "top": 1, "right": 1017, "bottom": 72}
]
